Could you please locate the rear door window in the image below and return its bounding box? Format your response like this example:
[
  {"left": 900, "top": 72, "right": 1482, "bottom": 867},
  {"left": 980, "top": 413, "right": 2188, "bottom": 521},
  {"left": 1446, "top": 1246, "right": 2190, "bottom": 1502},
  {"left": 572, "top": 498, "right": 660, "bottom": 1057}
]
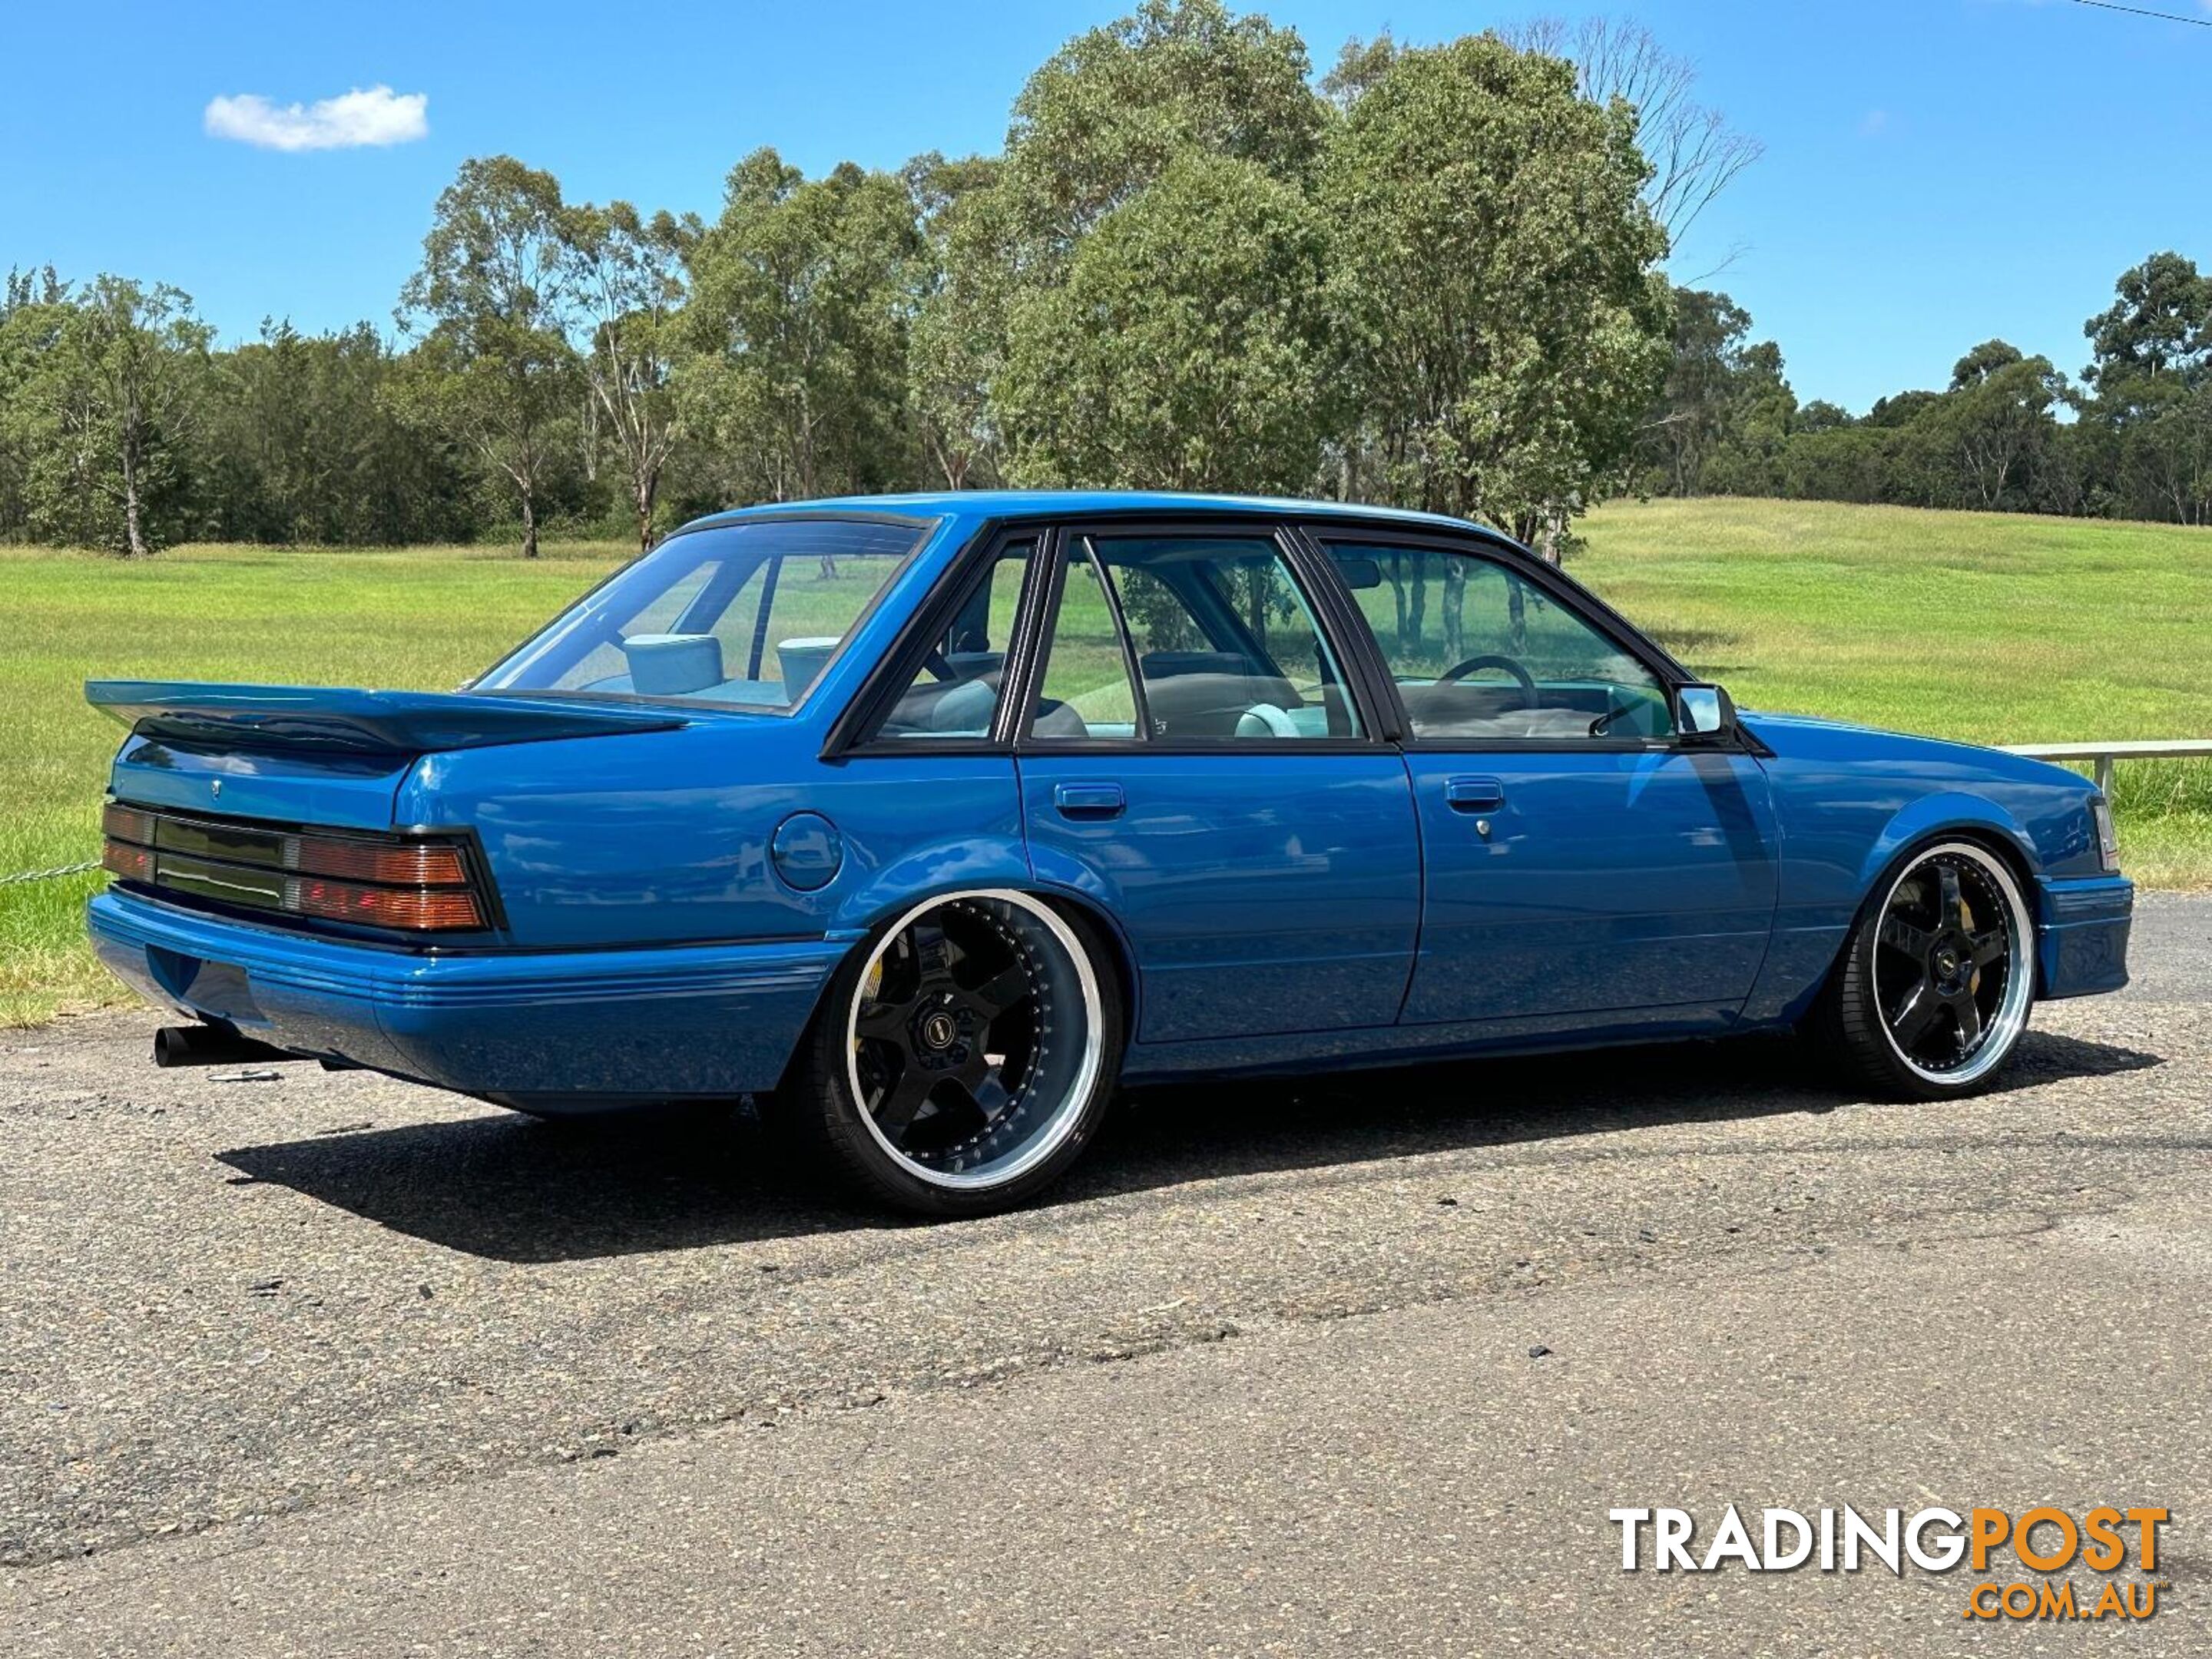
[{"left": 1028, "top": 533, "right": 1363, "bottom": 742}]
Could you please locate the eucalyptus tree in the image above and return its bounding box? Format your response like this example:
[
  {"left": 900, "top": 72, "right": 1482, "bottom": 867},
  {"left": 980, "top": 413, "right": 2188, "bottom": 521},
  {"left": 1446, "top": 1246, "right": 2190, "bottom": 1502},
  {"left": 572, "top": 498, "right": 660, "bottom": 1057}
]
[
  {"left": 996, "top": 151, "right": 1334, "bottom": 493},
  {"left": 996, "top": 0, "right": 1323, "bottom": 264},
  {"left": 679, "top": 149, "right": 920, "bottom": 505},
  {"left": 1943, "top": 341, "right": 2065, "bottom": 511},
  {"left": 561, "top": 200, "right": 697, "bottom": 550},
  {"left": 397, "top": 156, "right": 580, "bottom": 558},
  {"left": 1631, "top": 286, "right": 1799, "bottom": 498},
  {"left": 1320, "top": 34, "right": 1672, "bottom": 553},
  {"left": 964, "top": 0, "right": 1336, "bottom": 498},
  {"left": 904, "top": 151, "right": 1006, "bottom": 489},
  {"left": 1507, "top": 18, "right": 1762, "bottom": 250},
  {"left": 2085, "top": 251, "right": 2212, "bottom": 390},
  {"left": 2, "top": 276, "right": 210, "bottom": 555},
  {"left": 2079, "top": 252, "right": 2212, "bottom": 525}
]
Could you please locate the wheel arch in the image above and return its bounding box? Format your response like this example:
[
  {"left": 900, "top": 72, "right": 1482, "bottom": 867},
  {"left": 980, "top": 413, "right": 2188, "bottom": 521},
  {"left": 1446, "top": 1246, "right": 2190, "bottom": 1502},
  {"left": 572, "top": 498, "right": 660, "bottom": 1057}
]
[
  {"left": 1854, "top": 793, "right": 2044, "bottom": 916},
  {"left": 1024, "top": 883, "right": 1140, "bottom": 1043},
  {"left": 778, "top": 868, "right": 1141, "bottom": 1094},
  {"left": 1811, "top": 812, "right": 2043, "bottom": 1018}
]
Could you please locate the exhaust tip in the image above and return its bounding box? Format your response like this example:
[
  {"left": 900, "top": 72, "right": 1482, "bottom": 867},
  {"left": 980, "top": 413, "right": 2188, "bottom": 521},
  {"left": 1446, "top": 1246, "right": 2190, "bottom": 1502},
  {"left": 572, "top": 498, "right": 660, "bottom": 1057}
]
[{"left": 153, "top": 1023, "right": 296, "bottom": 1069}]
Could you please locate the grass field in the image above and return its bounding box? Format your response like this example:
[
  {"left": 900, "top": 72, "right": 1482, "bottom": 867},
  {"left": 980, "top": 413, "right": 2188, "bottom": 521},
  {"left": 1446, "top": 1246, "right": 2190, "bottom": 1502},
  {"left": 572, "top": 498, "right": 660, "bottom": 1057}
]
[
  {"left": 1569, "top": 498, "right": 2212, "bottom": 890},
  {"left": 2, "top": 498, "right": 2207, "bottom": 1025},
  {"left": 0, "top": 539, "right": 629, "bottom": 1025}
]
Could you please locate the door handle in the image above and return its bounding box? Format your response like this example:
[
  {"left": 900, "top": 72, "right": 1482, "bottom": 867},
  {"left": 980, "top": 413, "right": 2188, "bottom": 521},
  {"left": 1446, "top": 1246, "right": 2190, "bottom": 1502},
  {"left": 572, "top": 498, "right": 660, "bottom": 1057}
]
[
  {"left": 1053, "top": 780, "right": 1125, "bottom": 818},
  {"left": 1443, "top": 776, "right": 1505, "bottom": 813}
]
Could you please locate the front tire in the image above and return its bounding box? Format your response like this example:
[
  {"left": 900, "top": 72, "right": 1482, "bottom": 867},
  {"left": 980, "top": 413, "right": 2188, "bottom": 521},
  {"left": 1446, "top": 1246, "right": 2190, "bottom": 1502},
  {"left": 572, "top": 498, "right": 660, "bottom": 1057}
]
[
  {"left": 1806, "top": 839, "right": 2036, "bottom": 1099},
  {"left": 784, "top": 889, "right": 1124, "bottom": 1217}
]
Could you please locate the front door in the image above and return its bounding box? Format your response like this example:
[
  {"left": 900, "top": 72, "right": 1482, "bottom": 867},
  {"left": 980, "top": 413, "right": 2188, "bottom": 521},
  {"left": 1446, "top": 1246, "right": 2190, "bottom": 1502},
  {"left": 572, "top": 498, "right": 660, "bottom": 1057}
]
[
  {"left": 1016, "top": 527, "right": 1421, "bottom": 1043},
  {"left": 1315, "top": 535, "right": 1780, "bottom": 1028}
]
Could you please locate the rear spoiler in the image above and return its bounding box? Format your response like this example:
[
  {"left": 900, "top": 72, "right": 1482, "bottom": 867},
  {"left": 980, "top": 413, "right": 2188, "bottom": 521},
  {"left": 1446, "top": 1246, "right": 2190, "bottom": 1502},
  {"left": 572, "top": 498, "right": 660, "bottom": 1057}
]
[{"left": 85, "top": 681, "right": 691, "bottom": 756}]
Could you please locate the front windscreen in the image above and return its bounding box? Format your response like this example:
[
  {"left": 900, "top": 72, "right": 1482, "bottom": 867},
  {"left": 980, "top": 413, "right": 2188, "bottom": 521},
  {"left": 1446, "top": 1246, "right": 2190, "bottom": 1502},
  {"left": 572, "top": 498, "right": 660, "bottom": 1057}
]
[{"left": 473, "top": 517, "right": 929, "bottom": 711}]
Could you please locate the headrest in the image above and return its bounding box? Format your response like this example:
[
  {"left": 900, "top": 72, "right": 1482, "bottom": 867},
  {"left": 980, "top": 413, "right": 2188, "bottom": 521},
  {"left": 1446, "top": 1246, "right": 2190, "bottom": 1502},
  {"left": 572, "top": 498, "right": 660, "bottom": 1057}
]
[
  {"left": 1235, "top": 702, "right": 1300, "bottom": 739},
  {"left": 621, "top": 633, "right": 724, "bottom": 696}
]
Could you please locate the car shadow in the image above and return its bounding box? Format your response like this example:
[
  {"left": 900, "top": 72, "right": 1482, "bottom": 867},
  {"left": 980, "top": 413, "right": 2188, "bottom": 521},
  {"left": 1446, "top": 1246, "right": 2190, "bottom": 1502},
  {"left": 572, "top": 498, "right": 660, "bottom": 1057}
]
[{"left": 216, "top": 1027, "right": 2162, "bottom": 1263}]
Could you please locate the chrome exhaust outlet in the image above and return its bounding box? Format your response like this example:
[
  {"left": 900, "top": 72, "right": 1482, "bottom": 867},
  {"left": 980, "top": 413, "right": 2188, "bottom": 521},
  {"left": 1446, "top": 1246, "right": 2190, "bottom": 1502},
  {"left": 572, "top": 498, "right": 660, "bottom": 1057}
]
[{"left": 152, "top": 1024, "right": 299, "bottom": 1069}]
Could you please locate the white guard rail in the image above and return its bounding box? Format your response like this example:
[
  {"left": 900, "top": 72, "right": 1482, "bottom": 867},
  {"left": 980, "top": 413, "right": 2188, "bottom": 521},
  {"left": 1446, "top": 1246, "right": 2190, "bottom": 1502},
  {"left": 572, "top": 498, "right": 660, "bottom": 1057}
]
[{"left": 2001, "top": 739, "right": 2212, "bottom": 796}]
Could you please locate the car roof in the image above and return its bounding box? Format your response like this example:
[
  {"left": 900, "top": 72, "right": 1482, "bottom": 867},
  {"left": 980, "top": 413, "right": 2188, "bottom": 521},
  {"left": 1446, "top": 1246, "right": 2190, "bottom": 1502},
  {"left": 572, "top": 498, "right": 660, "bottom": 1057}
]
[{"left": 679, "top": 489, "right": 1512, "bottom": 542}]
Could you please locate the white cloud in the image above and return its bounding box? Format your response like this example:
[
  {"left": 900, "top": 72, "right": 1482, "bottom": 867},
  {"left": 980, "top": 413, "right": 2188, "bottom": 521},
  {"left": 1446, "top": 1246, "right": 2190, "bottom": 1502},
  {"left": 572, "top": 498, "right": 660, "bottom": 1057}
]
[{"left": 204, "top": 85, "right": 428, "bottom": 151}]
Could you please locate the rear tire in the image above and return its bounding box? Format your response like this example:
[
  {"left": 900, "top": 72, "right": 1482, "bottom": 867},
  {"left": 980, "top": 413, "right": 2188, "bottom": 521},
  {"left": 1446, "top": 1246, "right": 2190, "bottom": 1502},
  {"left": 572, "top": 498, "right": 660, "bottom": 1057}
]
[
  {"left": 783, "top": 889, "right": 1124, "bottom": 1217},
  {"left": 1804, "top": 839, "right": 2035, "bottom": 1099}
]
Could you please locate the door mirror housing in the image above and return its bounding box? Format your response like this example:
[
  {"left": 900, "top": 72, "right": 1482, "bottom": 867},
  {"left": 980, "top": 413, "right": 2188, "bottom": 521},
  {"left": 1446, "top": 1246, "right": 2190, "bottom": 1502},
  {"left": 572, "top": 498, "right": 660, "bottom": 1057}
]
[{"left": 1676, "top": 683, "right": 1737, "bottom": 740}]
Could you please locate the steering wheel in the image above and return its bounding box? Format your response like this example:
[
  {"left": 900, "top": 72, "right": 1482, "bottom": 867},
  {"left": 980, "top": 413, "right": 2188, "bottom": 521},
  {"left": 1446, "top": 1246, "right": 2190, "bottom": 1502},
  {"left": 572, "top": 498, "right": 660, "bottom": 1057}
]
[{"left": 1434, "top": 653, "right": 1538, "bottom": 708}]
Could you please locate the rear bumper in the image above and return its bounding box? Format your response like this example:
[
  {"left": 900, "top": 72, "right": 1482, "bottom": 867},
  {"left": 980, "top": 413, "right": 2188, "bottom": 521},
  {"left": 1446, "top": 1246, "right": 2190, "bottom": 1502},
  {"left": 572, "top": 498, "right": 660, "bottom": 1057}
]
[
  {"left": 88, "top": 889, "right": 844, "bottom": 1102},
  {"left": 2034, "top": 873, "right": 2133, "bottom": 1000}
]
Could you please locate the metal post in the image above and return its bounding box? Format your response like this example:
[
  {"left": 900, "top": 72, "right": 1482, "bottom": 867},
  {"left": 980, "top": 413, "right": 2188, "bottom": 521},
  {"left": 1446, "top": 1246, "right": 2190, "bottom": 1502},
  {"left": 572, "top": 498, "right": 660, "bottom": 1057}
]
[{"left": 2095, "top": 755, "right": 2114, "bottom": 796}]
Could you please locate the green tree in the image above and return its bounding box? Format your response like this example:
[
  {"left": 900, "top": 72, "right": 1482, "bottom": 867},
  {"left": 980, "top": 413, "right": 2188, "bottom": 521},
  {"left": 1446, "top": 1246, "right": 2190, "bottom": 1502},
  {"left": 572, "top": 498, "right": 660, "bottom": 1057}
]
[
  {"left": 1638, "top": 287, "right": 1799, "bottom": 495},
  {"left": 1320, "top": 33, "right": 1672, "bottom": 551},
  {"left": 2078, "top": 252, "right": 2212, "bottom": 525},
  {"left": 562, "top": 200, "right": 698, "bottom": 550},
  {"left": 397, "top": 156, "right": 580, "bottom": 558},
  {"left": 997, "top": 152, "right": 1334, "bottom": 492},
  {"left": 2085, "top": 250, "right": 2211, "bottom": 392},
  {"left": 680, "top": 149, "right": 920, "bottom": 504},
  {"left": 194, "top": 321, "right": 478, "bottom": 545},
  {"left": 0, "top": 268, "right": 72, "bottom": 539},
  {"left": 1941, "top": 340, "right": 2065, "bottom": 510},
  {"left": 929, "top": 0, "right": 1329, "bottom": 499},
  {"left": 904, "top": 151, "right": 1006, "bottom": 488},
  {"left": 3, "top": 276, "right": 211, "bottom": 555},
  {"left": 998, "top": 0, "right": 1323, "bottom": 264}
]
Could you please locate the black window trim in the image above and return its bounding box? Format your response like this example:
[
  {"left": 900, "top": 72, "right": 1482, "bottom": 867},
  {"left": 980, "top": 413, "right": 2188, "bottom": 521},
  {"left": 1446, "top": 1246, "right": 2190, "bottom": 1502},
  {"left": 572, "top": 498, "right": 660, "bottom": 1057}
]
[
  {"left": 1048, "top": 528, "right": 1156, "bottom": 745},
  {"left": 826, "top": 505, "right": 1757, "bottom": 761},
  {"left": 826, "top": 518, "right": 1049, "bottom": 758},
  {"left": 1286, "top": 521, "right": 1753, "bottom": 757}
]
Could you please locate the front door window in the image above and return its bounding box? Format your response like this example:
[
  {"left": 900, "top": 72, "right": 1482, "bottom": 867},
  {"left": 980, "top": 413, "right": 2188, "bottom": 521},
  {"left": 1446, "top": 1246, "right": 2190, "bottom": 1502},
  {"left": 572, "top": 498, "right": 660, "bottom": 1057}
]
[{"left": 1323, "top": 541, "right": 1672, "bottom": 743}]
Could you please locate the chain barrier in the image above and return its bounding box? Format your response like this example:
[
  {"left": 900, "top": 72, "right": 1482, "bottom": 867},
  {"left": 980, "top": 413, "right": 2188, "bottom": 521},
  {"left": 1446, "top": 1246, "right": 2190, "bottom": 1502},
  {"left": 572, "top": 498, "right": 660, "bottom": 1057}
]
[{"left": 0, "top": 860, "right": 101, "bottom": 889}]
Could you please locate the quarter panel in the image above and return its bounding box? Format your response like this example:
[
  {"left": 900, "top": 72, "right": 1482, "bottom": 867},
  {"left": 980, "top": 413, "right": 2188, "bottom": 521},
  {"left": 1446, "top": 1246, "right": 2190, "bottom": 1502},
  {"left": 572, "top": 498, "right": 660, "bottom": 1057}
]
[{"left": 401, "top": 727, "right": 1025, "bottom": 950}]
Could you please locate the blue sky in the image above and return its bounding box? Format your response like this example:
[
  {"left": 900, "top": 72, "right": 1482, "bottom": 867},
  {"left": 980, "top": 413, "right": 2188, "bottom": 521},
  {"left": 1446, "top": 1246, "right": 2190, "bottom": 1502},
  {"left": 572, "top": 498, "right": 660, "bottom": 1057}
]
[{"left": 5, "top": 0, "right": 2208, "bottom": 412}]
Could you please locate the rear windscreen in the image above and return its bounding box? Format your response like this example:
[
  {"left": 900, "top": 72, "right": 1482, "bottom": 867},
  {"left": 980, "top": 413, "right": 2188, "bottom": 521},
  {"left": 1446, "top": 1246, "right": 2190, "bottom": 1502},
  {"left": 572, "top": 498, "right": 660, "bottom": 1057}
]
[{"left": 473, "top": 518, "right": 928, "bottom": 711}]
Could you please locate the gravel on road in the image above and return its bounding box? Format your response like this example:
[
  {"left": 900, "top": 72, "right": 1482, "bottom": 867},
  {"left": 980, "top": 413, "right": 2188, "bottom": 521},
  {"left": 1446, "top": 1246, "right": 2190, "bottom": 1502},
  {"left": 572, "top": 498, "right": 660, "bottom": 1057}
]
[{"left": 0, "top": 894, "right": 2204, "bottom": 1655}]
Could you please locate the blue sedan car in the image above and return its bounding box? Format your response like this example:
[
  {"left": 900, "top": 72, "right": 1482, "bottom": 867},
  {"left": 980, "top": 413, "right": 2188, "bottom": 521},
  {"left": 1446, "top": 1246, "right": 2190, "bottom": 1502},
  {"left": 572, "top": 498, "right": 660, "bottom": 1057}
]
[{"left": 87, "top": 492, "right": 2133, "bottom": 1215}]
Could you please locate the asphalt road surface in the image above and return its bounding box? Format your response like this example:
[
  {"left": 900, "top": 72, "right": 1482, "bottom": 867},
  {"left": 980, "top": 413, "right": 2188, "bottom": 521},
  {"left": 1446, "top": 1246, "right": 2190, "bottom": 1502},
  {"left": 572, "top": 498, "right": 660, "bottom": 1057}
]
[{"left": 2, "top": 896, "right": 2207, "bottom": 1657}]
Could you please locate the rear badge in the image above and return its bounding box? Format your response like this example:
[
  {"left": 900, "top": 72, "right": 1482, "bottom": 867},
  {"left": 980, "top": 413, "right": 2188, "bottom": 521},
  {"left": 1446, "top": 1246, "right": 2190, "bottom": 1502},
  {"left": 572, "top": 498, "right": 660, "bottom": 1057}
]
[{"left": 210, "top": 779, "right": 223, "bottom": 799}]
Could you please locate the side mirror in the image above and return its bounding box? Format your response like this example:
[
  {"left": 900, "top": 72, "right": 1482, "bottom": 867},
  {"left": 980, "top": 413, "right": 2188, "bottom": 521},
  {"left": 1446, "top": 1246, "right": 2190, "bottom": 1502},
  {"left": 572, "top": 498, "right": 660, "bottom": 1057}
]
[{"left": 1677, "top": 683, "right": 1737, "bottom": 740}]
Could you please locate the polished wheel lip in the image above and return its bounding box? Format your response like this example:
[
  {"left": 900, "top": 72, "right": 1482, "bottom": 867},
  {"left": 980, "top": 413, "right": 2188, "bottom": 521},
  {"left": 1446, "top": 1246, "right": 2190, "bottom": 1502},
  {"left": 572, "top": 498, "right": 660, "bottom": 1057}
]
[
  {"left": 845, "top": 889, "right": 1104, "bottom": 1191},
  {"left": 1872, "top": 841, "right": 2033, "bottom": 1087}
]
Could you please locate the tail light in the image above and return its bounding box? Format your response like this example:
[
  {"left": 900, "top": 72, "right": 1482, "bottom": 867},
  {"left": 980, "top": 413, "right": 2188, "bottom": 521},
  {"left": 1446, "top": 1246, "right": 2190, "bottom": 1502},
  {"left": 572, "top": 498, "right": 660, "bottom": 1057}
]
[
  {"left": 101, "top": 837, "right": 154, "bottom": 881},
  {"left": 102, "top": 802, "right": 492, "bottom": 934},
  {"left": 286, "top": 878, "right": 484, "bottom": 931}
]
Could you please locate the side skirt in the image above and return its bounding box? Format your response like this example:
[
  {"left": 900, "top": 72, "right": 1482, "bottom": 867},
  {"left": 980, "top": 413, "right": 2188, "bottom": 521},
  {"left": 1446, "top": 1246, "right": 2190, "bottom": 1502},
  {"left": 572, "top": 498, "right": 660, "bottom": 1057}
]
[{"left": 1117, "top": 1002, "right": 1749, "bottom": 1085}]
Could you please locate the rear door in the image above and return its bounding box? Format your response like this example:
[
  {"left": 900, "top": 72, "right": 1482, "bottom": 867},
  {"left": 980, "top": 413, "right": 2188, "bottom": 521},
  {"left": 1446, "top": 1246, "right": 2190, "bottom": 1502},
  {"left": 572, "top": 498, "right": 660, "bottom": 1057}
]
[
  {"left": 1310, "top": 532, "right": 1780, "bottom": 1028},
  {"left": 1015, "top": 525, "right": 1421, "bottom": 1043}
]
